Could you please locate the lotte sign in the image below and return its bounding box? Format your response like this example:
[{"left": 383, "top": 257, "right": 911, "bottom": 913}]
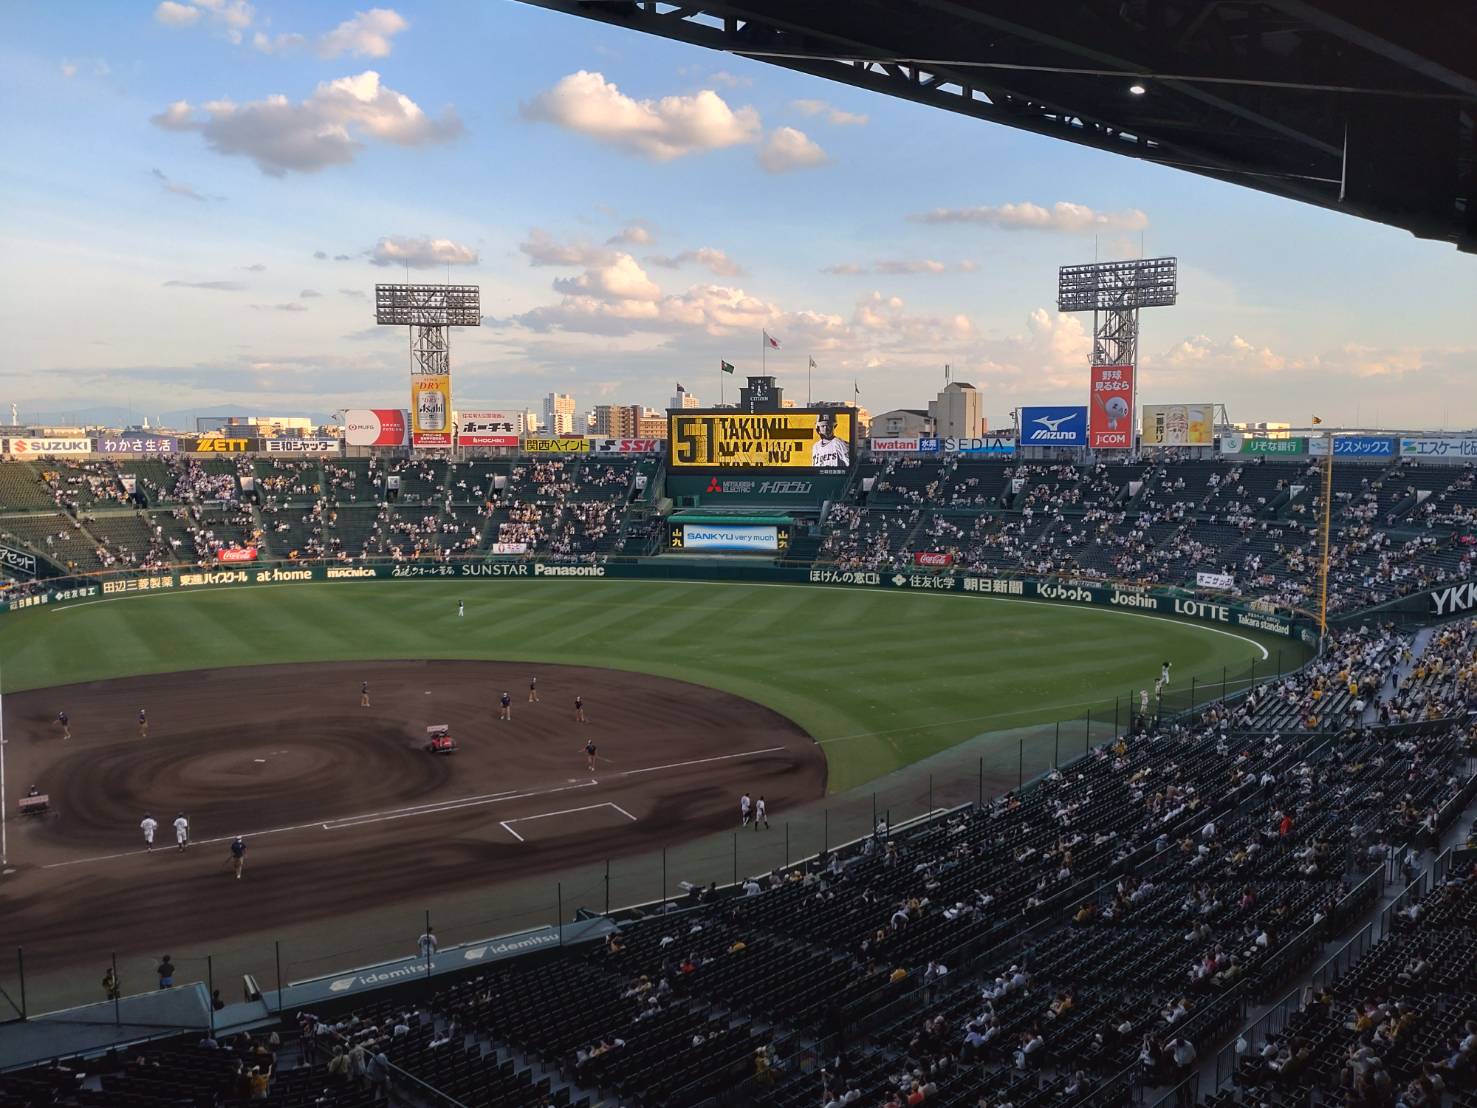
[{"left": 1088, "top": 364, "right": 1135, "bottom": 449}]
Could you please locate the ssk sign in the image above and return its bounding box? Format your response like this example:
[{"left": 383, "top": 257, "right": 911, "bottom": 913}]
[
  {"left": 591, "top": 438, "right": 661, "bottom": 454},
  {"left": 7, "top": 438, "right": 92, "bottom": 456}
]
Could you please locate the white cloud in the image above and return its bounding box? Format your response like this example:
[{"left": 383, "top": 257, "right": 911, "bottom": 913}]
[
  {"left": 790, "top": 99, "right": 869, "bottom": 126},
  {"left": 821, "top": 262, "right": 865, "bottom": 276},
  {"left": 521, "top": 71, "right": 760, "bottom": 161},
  {"left": 708, "top": 70, "right": 751, "bottom": 89},
  {"left": 151, "top": 71, "right": 462, "bottom": 176},
  {"left": 318, "top": 8, "right": 408, "bottom": 59},
  {"left": 242, "top": 263, "right": 266, "bottom": 272},
  {"left": 607, "top": 224, "right": 653, "bottom": 246},
  {"left": 59, "top": 60, "right": 78, "bottom": 78},
  {"left": 1158, "top": 333, "right": 1286, "bottom": 375},
  {"left": 300, "top": 289, "right": 322, "bottom": 298},
  {"left": 163, "top": 279, "right": 245, "bottom": 291},
  {"left": 252, "top": 30, "right": 305, "bottom": 54},
  {"left": 913, "top": 201, "right": 1149, "bottom": 233},
  {"left": 823, "top": 259, "right": 972, "bottom": 276},
  {"left": 150, "top": 168, "right": 213, "bottom": 201},
  {"left": 154, "top": 1, "right": 202, "bottom": 26},
  {"left": 757, "top": 127, "right": 828, "bottom": 173},
  {"left": 518, "top": 229, "right": 611, "bottom": 267},
  {"left": 368, "top": 236, "right": 478, "bottom": 268},
  {"left": 255, "top": 302, "right": 309, "bottom": 312},
  {"left": 339, "top": 288, "right": 367, "bottom": 298},
  {"left": 552, "top": 255, "right": 662, "bottom": 302},
  {"left": 644, "top": 248, "right": 742, "bottom": 276}
]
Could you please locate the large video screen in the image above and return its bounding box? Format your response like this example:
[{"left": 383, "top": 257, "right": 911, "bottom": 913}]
[{"left": 669, "top": 410, "right": 855, "bottom": 469}]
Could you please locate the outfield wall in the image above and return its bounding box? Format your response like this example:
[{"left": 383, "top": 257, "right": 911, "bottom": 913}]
[{"left": 0, "top": 559, "right": 1317, "bottom": 642}]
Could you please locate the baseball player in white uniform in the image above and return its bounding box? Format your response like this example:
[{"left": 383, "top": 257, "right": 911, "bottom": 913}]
[
  {"left": 810, "top": 414, "right": 850, "bottom": 468},
  {"left": 739, "top": 792, "right": 752, "bottom": 827},
  {"left": 754, "top": 796, "right": 768, "bottom": 830},
  {"left": 141, "top": 813, "right": 158, "bottom": 851},
  {"left": 173, "top": 813, "right": 190, "bottom": 852}
]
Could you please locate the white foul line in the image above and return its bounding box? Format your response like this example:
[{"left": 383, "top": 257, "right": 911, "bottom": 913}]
[
  {"left": 500, "top": 801, "right": 638, "bottom": 844},
  {"left": 39, "top": 746, "right": 783, "bottom": 870}
]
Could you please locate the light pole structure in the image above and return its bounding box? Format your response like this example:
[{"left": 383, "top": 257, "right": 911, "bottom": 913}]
[
  {"left": 375, "top": 284, "right": 480, "bottom": 449},
  {"left": 1056, "top": 257, "right": 1178, "bottom": 370}
]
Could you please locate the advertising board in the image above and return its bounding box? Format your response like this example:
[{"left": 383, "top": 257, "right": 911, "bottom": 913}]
[
  {"left": 1219, "top": 434, "right": 1306, "bottom": 456},
  {"left": 943, "top": 434, "right": 1016, "bottom": 456},
  {"left": 1, "top": 544, "right": 38, "bottom": 576},
  {"left": 489, "top": 542, "right": 529, "bottom": 555},
  {"left": 6, "top": 438, "right": 92, "bottom": 456},
  {"left": 101, "top": 435, "right": 179, "bottom": 455},
  {"left": 216, "top": 547, "right": 258, "bottom": 563},
  {"left": 1088, "top": 364, "right": 1135, "bottom": 449},
  {"left": 1398, "top": 437, "right": 1477, "bottom": 459},
  {"left": 411, "top": 373, "right": 453, "bottom": 448},
  {"left": 914, "top": 552, "right": 954, "bottom": 568},
  {"left": 525, "top": 438, "right": 590, "bottom": 454},
  {"left": 1141, "top": 404, "right": 1214, "bottom": 447},
  {"left": 1307, "top": 435, "right": 1396, "bottom": 458},
  {"left": 590, "top": 438, "right": 662, "bottom": 454},
  {"left": 668, "top": 410, "right": 854, "bottom": 469},
  {"left": 344, "top": 409, "right": 409, "bottom": 448},
  {"left": 1196, "top": 571, "right": 1234, "bottom": 590},
  {"left": 1019, "top": 406, "right": 1087, "bottom": 447},
  {"left": 870, "top": 438, "right": 921, "bottom": 453},
  {"left": 675, "top": 524, "right": 780, "bottom": 552},
  {"left": 457, "top": 410, "right": 521, "bottom": 448},
  {"left": 265, "top": 439, "right": 339, "bottom": 454},
  {"left": 184, "top": 437, "right": 258, "bottom": 453}
]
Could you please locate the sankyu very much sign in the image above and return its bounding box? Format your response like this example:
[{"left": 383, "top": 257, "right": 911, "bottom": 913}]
[
  {"left": 1399, "top": 437, "right": 1477, "bottom": 459},
  {"left": 6, "top": 438, "right": 92, "bottom": 456},
  {"left": 1088, "top": 365, "right": 1135, "bottom": 449},
  {"left": 265, "top": 439, "right": 339, "bottom": 454},
  {"left": 1019, "top": 406, "right": 1087, "bottom": 447},
  {"left": 457, "top": 410, "right": 521, "bottom": 448}
]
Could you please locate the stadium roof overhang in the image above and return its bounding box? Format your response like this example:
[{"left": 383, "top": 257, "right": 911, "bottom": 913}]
[{"left": 516, "top": 0, "right": 1477, "bottom": 254}]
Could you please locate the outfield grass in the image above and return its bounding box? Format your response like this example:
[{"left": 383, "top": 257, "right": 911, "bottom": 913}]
[{"left": 1, "top": 579, "right": 1302, "bottom": 792}]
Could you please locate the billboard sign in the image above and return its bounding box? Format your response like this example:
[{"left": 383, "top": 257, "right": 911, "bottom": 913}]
[
  {"left": 870, "top": 438, "right": 921, "bottom": 453},
  {"left": 525, "top": 438, "right": 590, "bottom": 454},
  {"left": 675, "top": 524, "right": 780, "bottom": 552},
  {"left": 265, "top": 439, "right": 339, "bottom": 454},
  {"left": 344, "top": 409, "right": 409, "bottom": 448},
  {"left": 489, "top": 542, "right": 529, "bottom": 555},
  {"left": 590, "top": 438, "right": 662, "bottom": 454},
  {"left": 411, "top": 373, "right": 452, "bottom": 448},
  {"left": 0, "top": 544, "right": 38, "bottom": 576},
  {"left": 1019, "top": 406, "right": 1087, "bottom": 447},
  {"left": 918, "top": 436, "right": 941, "bottom": 453},
  {"left": 668, "top": 410, "right": 854, "bottom": 469},
  {"left": 1196, "top": 571, "right": 1234, "bottom": 590},
  {"left": 914, "top": 552, "right": 955, "bottom": 568},
  {"left": 1398, "top": 436, "right": 1477, "bottom": 459},
  {"left": 101, "top": 435, "right": 179, "bottom": 455},
  {"left": 216, "top": 546, "right": 258, "bottom": 563},
  {"left": 6, "top": 438, "right": 92, "bottom": 456},
  {"left": 457, "top": 410, "right": 521, "bottom": 448},
  {"left": 943, "top": 434, "right": 1016, "bottom": 456},
  {"left": 184, "top": 437, "right": 257, "bottom": 453},
  {"left": 1219, "top": 434, "right": 1306, "bottom": 456},
  {"left": 1088, "top": 364, "right": 1135, "bottom": 449},
  {"left": 1307, "top": 435, "right": 1396, "bottom": 458},
  {"left": 1141, "top": 403, "right": 1214, "bottom": 447}
]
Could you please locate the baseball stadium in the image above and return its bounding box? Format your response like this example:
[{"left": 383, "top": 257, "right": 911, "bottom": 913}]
[{"left": 4, "top": 3, "right": 1477, "bottom": 1108}]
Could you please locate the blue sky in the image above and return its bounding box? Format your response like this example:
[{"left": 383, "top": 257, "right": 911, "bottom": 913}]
[{"left": 2, "top": 0, "right": 1474, "bottom": 430}]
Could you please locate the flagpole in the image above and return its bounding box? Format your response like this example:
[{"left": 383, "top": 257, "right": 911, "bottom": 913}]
[
  {"left": 808, "top": 356, "right": 812, "bottom": 405},
  {"left": 761, "top": 331, "right": 765, "bottom": 376}
]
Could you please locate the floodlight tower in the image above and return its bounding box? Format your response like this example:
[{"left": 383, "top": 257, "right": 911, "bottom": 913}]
[
  {"left": 375, "top": 283, "right": 480, "bottom": 447},
  {"left": 1056, "top": 257, "right": 1178, "bottom": 368}
]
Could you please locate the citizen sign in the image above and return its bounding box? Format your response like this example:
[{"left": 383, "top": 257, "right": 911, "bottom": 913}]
[{"left": 1430, "top": 582, "right": 1477, "bottom": 617}]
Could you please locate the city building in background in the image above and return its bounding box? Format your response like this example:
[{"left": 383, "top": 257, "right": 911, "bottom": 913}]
[
  {"left": 638, "top": 408, "right": 667, "bottom": 439},
  {"left": 670, "top": 386, "right": 700, "bottom": 409},
  {"left": 928, "top": 382, "right": 986, "bottom": 438},
  {"left": 873, "top": 409, "right": 933, "bottom": 439},
  {"left": 544, "top": 393, "right": 576, "bottom": 436},
  {"left": 1234, "top": 421, "right": 1292, "bottom": 439},
  {"left": 593, "top": 404, "right": 642, "bottom": 438}
]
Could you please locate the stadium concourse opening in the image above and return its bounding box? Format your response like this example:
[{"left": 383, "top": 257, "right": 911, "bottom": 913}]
[{"left": 2, "top": 659, "right": 824, "bottom": 1006}]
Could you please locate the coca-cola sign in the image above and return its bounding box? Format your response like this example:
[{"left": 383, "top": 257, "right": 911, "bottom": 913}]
[{"left": 913, "top": 552, "right": 954, "bottom": 568}]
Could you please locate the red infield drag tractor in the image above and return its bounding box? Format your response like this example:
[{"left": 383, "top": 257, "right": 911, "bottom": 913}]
[{"left": 424, "top": 724, "right": 457, "bottom": 754}]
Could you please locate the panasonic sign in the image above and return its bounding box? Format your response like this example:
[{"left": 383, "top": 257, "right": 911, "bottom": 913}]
[{"left": 1019, "top": 406, "right": 1088, "bottom": 447}]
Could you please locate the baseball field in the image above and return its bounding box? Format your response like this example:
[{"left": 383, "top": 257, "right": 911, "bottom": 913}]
[{"left": 0, "top": 577, "right": 1303, "bottom": 1012}]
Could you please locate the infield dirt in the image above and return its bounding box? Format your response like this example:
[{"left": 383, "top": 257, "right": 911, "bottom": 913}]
[{"left": 1, "top": 660, "right": 824, "bottom": 998}]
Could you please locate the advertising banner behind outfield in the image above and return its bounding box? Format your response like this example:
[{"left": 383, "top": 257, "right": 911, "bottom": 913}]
[
  {"left": 1197, "top": 571, "right": 1234, "bottom": 590},
  {"left": 411, "top": 374, "right": 453, "bottom": 448},
  {"left": 1398, "top": 436, "right": 1477, "bottom": 459},
  {"left": 101, "top": 435, "right": 179, "bottom": 455},
  {"left": 1219, "top": 434, "right": 1307, "bottom": 456},
  {"left": 525, "top": 438, "right": 590, "bottom": 454},
  {"left": 6, "top": 438, "right": 92, "bottom": 456},
  {"left": 344, "top": 409, "right": 409, "bottom": 448},
  {"left": 590, "top": 438, "right": 662, "bottom": 454},
  {"left": 184, "top": 437, "right": 259, "bottom": 453},
  {"left": 870, "top": 438, "right": 921, "bottom": 453},
  {"left": 1019, "top": 406, "right": 1087, "bottom": 448},
  {"left": 1307, "top": 435, "right": 1396, "bottom": 458},
  {"left": 943, "top": 434, "right": 1016, "bottom": 456},
  {"left": 216, "top": 547, "right": 258, "bottom": 563},
  {"left": 669, "top": 410, "right": 854, "bottom": 469},
  {"left": 1088, "top": 365, "right": 1135, "bottom": 449},
  {"left": 265, "top": 439, "right": 339, "bottom": 454},
  {"left": 914, "top": 552, "right": 954, "bottom": 568},
  {"left": 0, "top": 544, "right": 38, "bottom": 576},
  {"left": 673, "top": 524, "right": 780, "bottom": 553},
  {"left": 457, "top": 410, "right": 521, "bottom": 448},
  {"left": 1141, "top": 404, "right": 1214, "bottom": 447},
  {"left": 0, "top": 560, "right": 1312, "bottom": 642}
]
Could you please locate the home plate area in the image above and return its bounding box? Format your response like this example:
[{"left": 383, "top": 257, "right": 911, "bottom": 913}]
[{"left": 499, "top": 801, "right": 638, "bottom": 843}]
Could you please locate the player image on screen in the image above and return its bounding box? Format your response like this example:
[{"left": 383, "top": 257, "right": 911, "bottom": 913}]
[{"left": 811, "top": 414, "right": 850, "bottom": 468}]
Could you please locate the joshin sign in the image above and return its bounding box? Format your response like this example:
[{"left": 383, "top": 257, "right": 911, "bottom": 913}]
[{"left": 1089, "top": 364, "right": 1135, "bottom": 449}]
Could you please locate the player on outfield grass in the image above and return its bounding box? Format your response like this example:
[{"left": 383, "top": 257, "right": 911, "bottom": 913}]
[
  {"left": 754, "top": 796, "right": 769, "bottom": 830},
  {"left": 230, "top": 836, "right": 247, "bottom": 879},
  {"left": 528, "top": 676, "right": 539, "bottom": 703},
  {"left": 57, "top": 711, "right": 70, "bottom": 740},
  {"left": 173, "top": 812, "right": 189, "bottom": 852},
  {"left": 458, "top": 600, "right": 464, "bottom": 618},
  {"left": 575, "top": 695, "right": 586, "bottom": 723},
  {"left": 740, "top": 793, "right": 752, "bottom": 827},
  {"left": 499, "top": 691, "right": 512, "bottom": 721},
  {"left": 361, "top": 681, "right": 371, "bottom": 708},
  {"left": 138, "top": 708, "right": 149, "bottom": 739},
  {"left": 141, "top": 813, "right": 158, "bottom": 851}
]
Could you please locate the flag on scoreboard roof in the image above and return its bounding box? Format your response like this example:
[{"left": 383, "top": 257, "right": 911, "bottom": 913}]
[
  {"left": 808, "top": 356, "right": 817, "bottom": 369},
  {"left": 720, "top": 361, "right": 734, "bottom": 374},
  {"left": 676, "top": 382, "right": 684, "bottom": 392},
  {"left": 764, "top": 331, "right": 780, "bottom": 349},
  {"left": 1312, "top": 415, "right": 1323, "bottom": 424}
]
